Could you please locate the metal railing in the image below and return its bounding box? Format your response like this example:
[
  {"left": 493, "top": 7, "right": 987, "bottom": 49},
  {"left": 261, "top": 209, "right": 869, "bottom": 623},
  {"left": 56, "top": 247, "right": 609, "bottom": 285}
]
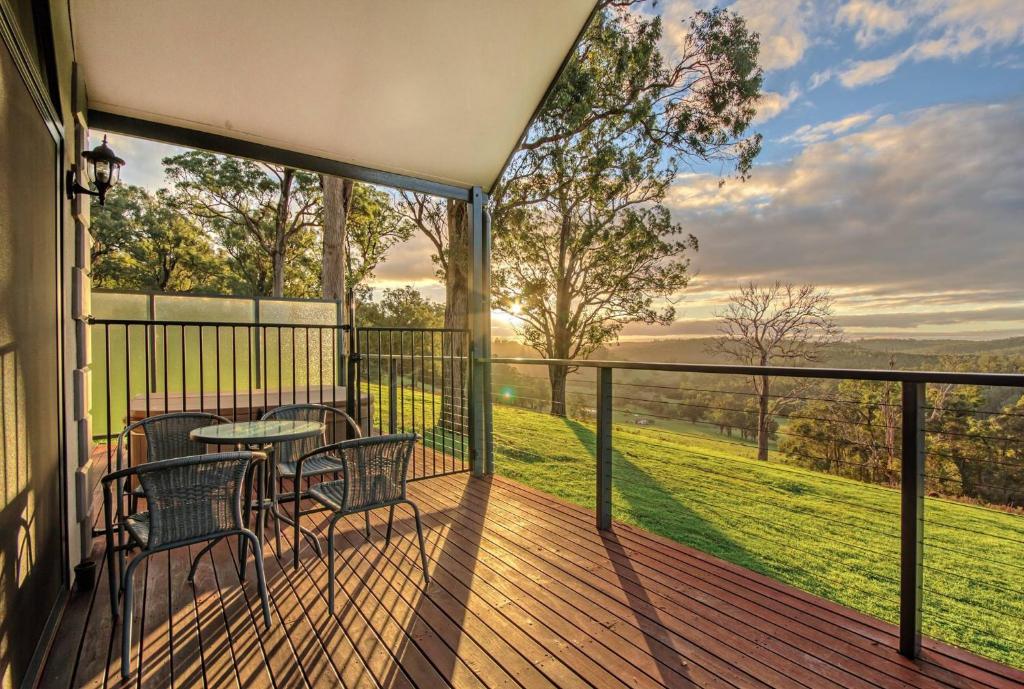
[
  {"left": 90, "top": 318, "right": 470, "bottom": 482},
  {"left": 352, "top": 326, "right": 471, "bottom": 480},
  {"left": 488, "top": 356, "right": 1024, "bottom": 667}
]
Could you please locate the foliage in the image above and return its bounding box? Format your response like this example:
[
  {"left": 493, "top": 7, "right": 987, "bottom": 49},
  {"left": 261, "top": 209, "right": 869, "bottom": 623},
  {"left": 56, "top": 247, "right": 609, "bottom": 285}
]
[
  {"left": 90, "top": 185, "right": 233, "bottom": 292},
  {"left": 355, "top": 285, "right": 445, "bottom": 329},
  {"left": 490, "top": 4, "right": 762, "bottom": 415},
  {"left": 345, "top": 186, "right": 413, "bottom": 294},
  {"left": 163, "top": 151, "right": 322, "bottom": 297}
]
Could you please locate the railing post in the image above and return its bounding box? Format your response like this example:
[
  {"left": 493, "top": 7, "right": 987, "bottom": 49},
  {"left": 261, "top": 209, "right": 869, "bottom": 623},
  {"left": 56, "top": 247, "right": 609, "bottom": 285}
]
[
  {"left": 467, "top": 186, "right": 491, "bottom": 477},
  {"left": 147, "top": 293, "right": 157, "bottom": 392},
  {"left": 388, "top": 357, "right": 398, "bottom": 434},
  {"left": 253, "top": 296, "right": 262, "bottom": 389},
  {"left": 900, "top": 380, "right": 925, "bottom": 659},
  {"left": 596, "top": 366, "right": 613, "bottom": 530}
]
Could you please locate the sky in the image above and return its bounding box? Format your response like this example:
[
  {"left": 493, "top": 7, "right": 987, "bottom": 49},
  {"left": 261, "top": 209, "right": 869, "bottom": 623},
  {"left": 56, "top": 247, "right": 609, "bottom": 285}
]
[{"left": 101, "top": 0, "right": 1024, "bottom": 342}]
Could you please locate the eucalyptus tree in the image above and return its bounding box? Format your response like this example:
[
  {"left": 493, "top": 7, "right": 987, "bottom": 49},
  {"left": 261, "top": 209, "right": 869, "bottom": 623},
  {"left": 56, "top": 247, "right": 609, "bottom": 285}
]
[
  {"left": 90, "top": 184, "right": 231, "bottom": 293},
  {"left": 490, "top": 5, "right": 763, "bottom": 415},
  {"left": 163, "top": 151, "right": 322, "bottom": 297}
]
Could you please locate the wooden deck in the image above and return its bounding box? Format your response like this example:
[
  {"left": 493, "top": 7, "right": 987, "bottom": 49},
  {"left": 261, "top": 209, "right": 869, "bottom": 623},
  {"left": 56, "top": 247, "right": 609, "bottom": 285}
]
[{"left": 40, "top": 473, "right": 1023, "bottom": 689}]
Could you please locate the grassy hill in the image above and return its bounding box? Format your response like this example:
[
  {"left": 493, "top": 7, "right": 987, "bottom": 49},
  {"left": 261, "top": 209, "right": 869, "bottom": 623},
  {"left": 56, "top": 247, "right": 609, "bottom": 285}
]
[{"left": 488, "top": 401, "right": 1024, "bottom": 668}]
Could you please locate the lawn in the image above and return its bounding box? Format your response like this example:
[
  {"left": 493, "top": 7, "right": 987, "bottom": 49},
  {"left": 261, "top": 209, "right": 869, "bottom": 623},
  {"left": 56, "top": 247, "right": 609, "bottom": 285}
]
[{"left": 491, "top": 401, "right": 1024, "bottom": 669}]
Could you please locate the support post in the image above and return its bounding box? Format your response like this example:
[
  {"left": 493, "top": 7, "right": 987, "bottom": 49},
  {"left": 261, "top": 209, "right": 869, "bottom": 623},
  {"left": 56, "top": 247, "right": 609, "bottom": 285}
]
[
  {"left": 900, "top": 380, "right": 925, "bottom": 659},
  {"left": 467, "top": 186, "right": 491, "bottom": 476},
  {"left": 596, "top": 367, "right": 613, "bottom": 530}
]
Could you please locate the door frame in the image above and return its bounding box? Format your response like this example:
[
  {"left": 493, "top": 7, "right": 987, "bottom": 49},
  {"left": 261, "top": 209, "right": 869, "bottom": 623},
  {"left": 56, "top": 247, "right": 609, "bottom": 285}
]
[{"left": 0, "top": 1, "right": 71, "bottom": 687}]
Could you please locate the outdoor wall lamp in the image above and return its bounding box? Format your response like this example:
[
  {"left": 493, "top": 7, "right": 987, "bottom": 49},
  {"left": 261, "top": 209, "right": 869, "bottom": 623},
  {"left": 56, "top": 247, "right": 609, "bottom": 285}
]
[{"left": 66, "top": 135, "right": 125, "bottom": 205}]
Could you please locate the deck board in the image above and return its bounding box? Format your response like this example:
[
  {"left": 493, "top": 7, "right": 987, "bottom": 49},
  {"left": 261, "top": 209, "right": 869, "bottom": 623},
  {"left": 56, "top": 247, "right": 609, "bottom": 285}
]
[{"left": 40, "top": 473, "right": 1023, "bottom": 689}]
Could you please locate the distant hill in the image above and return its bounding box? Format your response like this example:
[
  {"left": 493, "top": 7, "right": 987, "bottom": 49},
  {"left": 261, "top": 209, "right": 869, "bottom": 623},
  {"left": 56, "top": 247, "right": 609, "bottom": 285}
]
[{"left": 492, "top": 336, "right": 1024, "bottom": 372}]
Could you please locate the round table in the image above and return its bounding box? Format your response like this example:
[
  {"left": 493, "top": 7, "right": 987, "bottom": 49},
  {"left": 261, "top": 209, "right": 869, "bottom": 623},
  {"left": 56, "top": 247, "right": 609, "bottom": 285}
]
[
  {"left": 190, "top": 419, "right": 325, "bottom": 446},
  {"left": 191, "top": 420, "right": 326, "bottom": 557}
]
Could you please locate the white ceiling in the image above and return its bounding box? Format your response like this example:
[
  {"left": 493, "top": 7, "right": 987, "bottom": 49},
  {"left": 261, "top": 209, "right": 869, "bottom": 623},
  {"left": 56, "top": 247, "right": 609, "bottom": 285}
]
[{"left": 70, "top": 1, "right": 594, "bottom": 191}]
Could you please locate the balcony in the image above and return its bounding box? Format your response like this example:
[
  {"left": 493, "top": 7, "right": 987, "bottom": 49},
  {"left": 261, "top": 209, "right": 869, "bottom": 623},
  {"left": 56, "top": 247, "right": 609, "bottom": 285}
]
[{"left": 39, "top": 309, "right": 1024, "bottom": 688}]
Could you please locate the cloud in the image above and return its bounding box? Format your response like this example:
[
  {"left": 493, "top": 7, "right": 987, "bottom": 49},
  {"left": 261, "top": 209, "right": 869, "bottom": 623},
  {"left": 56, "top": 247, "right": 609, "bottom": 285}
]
[
  {"left": 829, "top": 0, "right": 1024, "bottom": 88},
  {"left": 780, "top": 111, "right": 875, "bottom": 143},
  {"left": 837, "top": 50, "right": 909, "bottom": 86},
  {"left": 836, "top": 0, "right": 909, "bottom": 47},
  {"left": 754, "top": 85, "right": 802, "bottom": 123},
  {"left": 665, "top": 100, "right": 1024, "bottom": 331},
  {"left": 659, "top": 0, "right": 818, "bottom": 71}
]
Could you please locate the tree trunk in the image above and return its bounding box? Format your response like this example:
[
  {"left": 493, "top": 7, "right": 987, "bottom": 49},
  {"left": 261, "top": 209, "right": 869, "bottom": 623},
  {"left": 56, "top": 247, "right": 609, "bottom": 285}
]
[
  {"left": 321, "top": 175, "right": 354, "bottom": 301},
  {"left": 271, "top": 168, "right": 295, "bottom": 297},
  {"left": 757, "top": 374, "right": 770, "bottom": 460},
  {"left": 548, "top": 364, "right": 568, "bottom": 416},
  {"left": 441, "top": 200, "right": 470, "bottom": 433}
]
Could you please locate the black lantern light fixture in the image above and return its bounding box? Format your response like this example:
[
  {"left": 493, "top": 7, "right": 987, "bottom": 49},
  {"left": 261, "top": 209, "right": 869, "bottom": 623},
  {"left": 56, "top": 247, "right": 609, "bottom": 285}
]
[{"left": 67, "top": 135, "right": 125, "bottom": 205}]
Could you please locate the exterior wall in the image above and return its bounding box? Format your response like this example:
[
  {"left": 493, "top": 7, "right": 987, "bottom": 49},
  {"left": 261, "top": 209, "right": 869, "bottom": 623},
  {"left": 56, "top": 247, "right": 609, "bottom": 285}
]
[{"left": 43, "top": 0, "right": 90, "bottom": 578}]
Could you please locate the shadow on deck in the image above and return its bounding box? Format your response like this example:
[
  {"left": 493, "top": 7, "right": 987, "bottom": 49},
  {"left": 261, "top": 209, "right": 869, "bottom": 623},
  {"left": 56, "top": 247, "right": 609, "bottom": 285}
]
[{"left": 40, "top": 472, "right": 1023, "bottom": 689}]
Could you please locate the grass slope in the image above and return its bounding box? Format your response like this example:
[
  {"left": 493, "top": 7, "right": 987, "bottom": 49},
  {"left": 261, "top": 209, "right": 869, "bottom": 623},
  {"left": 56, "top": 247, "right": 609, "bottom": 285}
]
[{"left": 491, "top": 402, "right": 1024, "bottom": 669}]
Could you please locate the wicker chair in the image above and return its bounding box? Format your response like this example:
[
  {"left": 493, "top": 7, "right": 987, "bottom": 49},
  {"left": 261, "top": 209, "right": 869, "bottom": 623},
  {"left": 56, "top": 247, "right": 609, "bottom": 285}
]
[
  {"left": 259, "top": 403, "right": 364, "bottom": 568},
  {"left": 107, "top": 412, "right": 235, "bottom": 595},
  {"left": 114, "top": 411, "right": 234, "bottom": 509},
  {"left": 102, "top": 451, "right": 271, "bottom": 680},
  {"left": 303, "top": 434, "right": 429, "bottom": 612}
]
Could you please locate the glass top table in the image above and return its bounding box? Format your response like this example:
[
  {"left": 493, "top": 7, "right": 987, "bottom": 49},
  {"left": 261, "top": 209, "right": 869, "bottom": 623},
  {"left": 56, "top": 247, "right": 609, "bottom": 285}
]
[
  {"left": 189, "top": 419, "right": 325, "bottom": 445},
  {"left": 190, "top": 419, "right": 327, "bottom": 556}
]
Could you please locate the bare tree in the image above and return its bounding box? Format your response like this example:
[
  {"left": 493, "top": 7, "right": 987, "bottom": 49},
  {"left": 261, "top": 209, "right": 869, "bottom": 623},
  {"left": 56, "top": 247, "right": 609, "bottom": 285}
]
[{"left": 712, "top": 283, "right": 842, "bottom": 460}]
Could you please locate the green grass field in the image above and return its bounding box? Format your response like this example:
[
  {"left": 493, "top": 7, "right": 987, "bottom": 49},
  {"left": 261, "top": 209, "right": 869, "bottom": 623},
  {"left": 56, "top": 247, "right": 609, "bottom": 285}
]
[{"left": 491, "top": 402, "right": 1024, "bottom": 669}]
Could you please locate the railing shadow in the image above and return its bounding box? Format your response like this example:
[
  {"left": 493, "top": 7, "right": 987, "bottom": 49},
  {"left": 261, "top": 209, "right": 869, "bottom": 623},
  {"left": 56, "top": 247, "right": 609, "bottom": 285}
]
[{"left": 561, "top": 416, "right": 775, "bottom": 684}]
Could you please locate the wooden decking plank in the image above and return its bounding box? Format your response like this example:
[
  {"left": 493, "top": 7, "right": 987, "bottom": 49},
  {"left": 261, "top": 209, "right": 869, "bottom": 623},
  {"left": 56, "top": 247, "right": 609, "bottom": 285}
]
[
  {"left": 40, "top": 471, "right": 1022, "bottom": 689},
  {"left": 137, "top": 551, "right": 174, "bottom": 688},
  {"left": 205, "top": 536, "right": 288, "bottom": 687},
  {"left": 357, "top": 502, "right": 714, "bottom": 689},
  {"left": 405, "top": 484, "right": 789, "bottom": 689},
  {"left": 346, "top": 503, "right": 639, "bottom": 689},
  {"left": 188, "top": 542, "right": 245, "bottom": 689},
  {"left": 39, "top": 533, "right": 108, "bottom": 689},
  {"left": 412, "top": 478, "right": 805, "bottom": 689},
  {"left": 434, "top": 476, "right": 922, "bottom": 689},
  {"left": 462, "top": 476, "right": 960, "bottom": 689},
  {"left": 317, "top": 505, "right": 575, "bottom": 689},
  {"left": 307, "top": 507, "right": 522, "bottom": 689},
  {"left": 482, "top": 474, "right": 1024, "bottom": 689},
  {"left": 168, "top": 545, "right": 206, "bottom": 689},
  {"left": 279, "top": 512, "right": 461, "bottom": 689},
  {"left": 479, "top": 475, "right": 1022, "bottom": 689},
  {"left": 236, "top": 533, "right": 370, "bottom": 689},
  {"left": 250, "top": 512, "right": 420, "bottom": 689}
]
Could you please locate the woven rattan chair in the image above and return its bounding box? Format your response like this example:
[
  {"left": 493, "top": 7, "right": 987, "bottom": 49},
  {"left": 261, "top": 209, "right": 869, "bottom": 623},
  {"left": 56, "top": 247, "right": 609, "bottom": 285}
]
[
  {"left": 115, "top": 411, "right": 234, "bottom": 509},
  {"left": 304, "top": 434, "right": 429, "bottom": 612},
  {"left": 102, "top": 451, "right": 271, "bottom": 680},
  {"left": 259, "top": 403, "right": 364, "bottom": 568},
  {"left": 107, "top": 412, "right": 235, "bottom": 601}
]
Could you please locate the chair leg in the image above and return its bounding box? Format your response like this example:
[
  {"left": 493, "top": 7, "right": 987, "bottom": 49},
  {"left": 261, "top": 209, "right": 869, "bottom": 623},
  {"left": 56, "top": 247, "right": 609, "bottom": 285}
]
[
  {"left": 243, "top": 531, "right": 272, "bottom": 629},
  {"left": 407, "top": 501, "right": 430, "bottom": 585},
  {"left": 327, "top": 515, "right": 339, "bottom": 614},
  {"left": 363, "top": 510, "right": 370, "bottom": 539},
  {"left": 187, "top": 538, "right": 221, "bottom": 583},
  {"left": 385, "top": 505, "right": 395, "bottom": 546},
  {"left": 103, "top": 511, "right": 120, "bottom": 621},
  {"left": 293, "top": 481, "right": 302, "bottom": 570},
  {"left": 121, "top": 553, "right": 148, "bottom": 680}
]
